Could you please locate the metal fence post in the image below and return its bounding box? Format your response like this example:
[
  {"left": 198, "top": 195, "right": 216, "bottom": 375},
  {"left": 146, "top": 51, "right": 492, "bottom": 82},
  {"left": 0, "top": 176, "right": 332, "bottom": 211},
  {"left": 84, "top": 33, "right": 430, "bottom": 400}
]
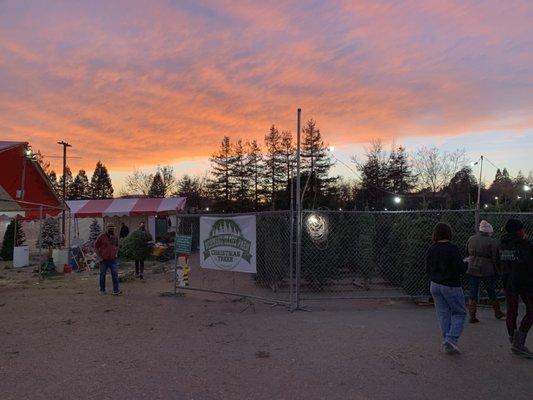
[{"left": 295, "top": 108, "right": 302, "bottom": 310}]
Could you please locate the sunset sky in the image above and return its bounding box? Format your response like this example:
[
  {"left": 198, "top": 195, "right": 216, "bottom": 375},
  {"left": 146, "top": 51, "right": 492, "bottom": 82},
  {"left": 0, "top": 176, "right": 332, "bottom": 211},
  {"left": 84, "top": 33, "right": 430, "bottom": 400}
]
[{"left": 1, "top": 1, "right": 532, "bottom": 190}]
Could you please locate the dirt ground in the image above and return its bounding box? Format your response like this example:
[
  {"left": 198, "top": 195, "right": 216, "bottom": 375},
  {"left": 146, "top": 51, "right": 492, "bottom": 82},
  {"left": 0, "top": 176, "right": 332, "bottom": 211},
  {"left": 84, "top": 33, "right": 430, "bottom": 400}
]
[{"left": 1, "top": 261, "right": 532, "bottom": 400}]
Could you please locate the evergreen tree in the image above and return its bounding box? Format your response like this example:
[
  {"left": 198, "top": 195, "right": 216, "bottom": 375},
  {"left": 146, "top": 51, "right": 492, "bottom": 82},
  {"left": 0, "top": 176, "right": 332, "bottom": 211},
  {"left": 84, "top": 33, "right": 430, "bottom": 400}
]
[
  {"left": 445, "top": 167, "right": 477, "bottom": 208},
  {"left": 58, "top": 165, "right": 73, "bottom": 200},
  {"left": 69, "top": 170, "right": 90, "bottom": 200},
  {"left": 209, "top": 136, "right": 236, "bottom": 209},
  {"left": 515, "top": 170, "right": 527, "bottom": 186},
  {"left": 281, "top": 130, "right": 294, "bottom": 193},
  {"left": 148, "top": 172, "right": 165, "bottom": 197},
  {"left": 263, "top": 125, "right": 284, "bottom": 209},
  {"left": 38, "top": 218, "right": 61, "bottom": 249},
  {"left": 90, "top": 161, "right": 114, "bottom": 199},
  {"left": 387, "top": 146, "right": 416, "bottom": 195},
  {"left": 48, "top": 170, "right": 60, "bottom": 193},
  {"left": 176, "top": 175, "right": 203, "bottom": 209},
  {"left": 89, "top": 219, "right": 102, "bottom": 244},
  {"left": 245, "top": 140, "right": 263, "bottom": 210},
  {"left": 1, "top": 220, "right": 26, "bottom": 261},
  {"left": 357, "top": 141, "right": 390, "bottom": 209},
  {"left": 231, "top": 139, "right": 250, "bottom": 210},
  {"left": 157, "top": 166, "right": 176, "bottom": 196},
  {"left": 489, "top": 167, "right": 515, "bottom": 203},
  {"left": 300, "top": 120, "right": 334, "bottom": 207}
]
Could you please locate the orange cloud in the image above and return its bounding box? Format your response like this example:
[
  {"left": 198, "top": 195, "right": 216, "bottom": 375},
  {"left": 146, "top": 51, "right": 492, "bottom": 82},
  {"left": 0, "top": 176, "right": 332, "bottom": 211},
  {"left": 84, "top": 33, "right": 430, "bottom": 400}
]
[{"left": 0, "top": 0, "right": 531, "bottom": 177}]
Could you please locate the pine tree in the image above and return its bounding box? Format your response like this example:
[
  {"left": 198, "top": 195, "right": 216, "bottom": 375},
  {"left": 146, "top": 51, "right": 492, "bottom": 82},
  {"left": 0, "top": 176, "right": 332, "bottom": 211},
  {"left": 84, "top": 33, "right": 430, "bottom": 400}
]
[
  {"left": 58, "top": 165, "right": 73, "bottom": 200},
  {"left": 445, "top": 167, "right": 477, "bottom": 208},
  {"left": 300, "top": 120, "right": 334, "bottom": 207},
  {"left": 69, "top": 170, "right": 90, "bottom": 200},
  {"left": 148, "top": 172, "right": 165, "bottom": 197},
  {"left": 157, "top": 166, "right": 176, "bottom": 196},
  {"left": 38, "top": 218, "right": 61, "bottom": 249},
  {"left": 357, "top": 141, "right": 390, "bottom": 210},
  {"left": 176, "top": 175, "right": 202, "bottom": 209},
  {"left": 209, "top": 136, "right": 236, "bottom": 209},
  {"left": 90, "top": 161, "right": 114, "bottom": 199},
  {"left": 387, "top": 146, "right": 416, "bottom": 195},
  {"left": 1, "top": 220, "right": 26, "bottom": 261},
  {"left": 89, "top": 219, "right": 101, "bottom": 244},
  {"left": 48, "top": 171, "right": 61, "bottom": 193},
  {"left": 263, "top": 125, "right": 284, "bottom": 209},
  {"left": 231, "top": 139, "right": 250, "bottom": 210},
  {"left": 246, "top": 140, "right": 263, "bottom": 210}
]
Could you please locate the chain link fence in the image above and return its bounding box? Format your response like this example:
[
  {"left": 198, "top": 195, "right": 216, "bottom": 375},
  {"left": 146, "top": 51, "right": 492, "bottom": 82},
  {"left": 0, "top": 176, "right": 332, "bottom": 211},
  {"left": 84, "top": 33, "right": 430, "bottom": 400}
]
[
  {"left": 171, "top": 210, "right": 533, "bottom": 306},
  {"left": 174, "top": 211, "right": 293, "bottom": 305}
]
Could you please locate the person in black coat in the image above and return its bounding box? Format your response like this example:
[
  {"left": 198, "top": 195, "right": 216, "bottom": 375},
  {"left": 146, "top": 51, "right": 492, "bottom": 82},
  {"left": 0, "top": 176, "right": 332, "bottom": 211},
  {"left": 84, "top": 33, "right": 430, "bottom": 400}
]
[
  {"left": 119, "top": 222, "right": 129, "bottom": 239},
  {"left": 500, "top": 219, "right": 533, "bottom": 358}
]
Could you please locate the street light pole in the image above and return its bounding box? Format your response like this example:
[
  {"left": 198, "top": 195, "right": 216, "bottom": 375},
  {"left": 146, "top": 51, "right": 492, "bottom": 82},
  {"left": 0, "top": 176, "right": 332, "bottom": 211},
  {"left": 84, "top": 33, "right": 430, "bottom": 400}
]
[{"left": 57, "top": 141, "right": 71, "bottom": 243}]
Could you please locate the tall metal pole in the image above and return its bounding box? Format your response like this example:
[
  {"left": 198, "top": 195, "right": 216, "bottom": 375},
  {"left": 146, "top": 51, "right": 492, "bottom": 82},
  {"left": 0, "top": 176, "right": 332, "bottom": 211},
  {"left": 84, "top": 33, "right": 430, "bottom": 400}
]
[
  {"left": 57, "top": 141, "right": 71, "bottom": 244},
  {"left": 475, "top": 155, "right": 483, "bottom": 233},
  {"left": 295, "top": 108, "right": 302, "bottom": 310},
  {"left": 288, "top": 161, "right": 294, "bottom": 307}
]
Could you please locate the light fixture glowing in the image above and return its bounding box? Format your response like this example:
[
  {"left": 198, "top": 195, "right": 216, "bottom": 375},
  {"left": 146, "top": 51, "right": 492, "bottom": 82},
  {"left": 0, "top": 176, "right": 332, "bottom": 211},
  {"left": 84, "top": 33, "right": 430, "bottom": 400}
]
[
  {"left": 494, "top": 196, "right": 499, "bottom": 200},
  {"left": 393, "top": 196, "right": 401, "bottom": 204},
  {"left": 524, "top": 185, "right": 531, "bottom": 192},
  {"left": 517, "top": 196, "right": 522, "bottom": 200},
  {"left": 205, "top": 207, "right": 210, "bottom": 211},
  {"left": 484, "top": 204, "right": 489, "bottom": 208}
]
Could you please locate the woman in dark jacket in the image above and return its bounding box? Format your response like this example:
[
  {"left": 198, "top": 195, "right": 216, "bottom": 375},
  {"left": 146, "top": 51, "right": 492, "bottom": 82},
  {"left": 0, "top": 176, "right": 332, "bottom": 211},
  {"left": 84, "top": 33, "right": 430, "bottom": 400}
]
[
  {"left": 500, "top": 219, "right": 533, "bottom": 358},
  {"left": 426, "top": 222, "right": 468, "bottom": 355},
  {"left": 466, "top": 220, "right": 504, "bottom": 322}
]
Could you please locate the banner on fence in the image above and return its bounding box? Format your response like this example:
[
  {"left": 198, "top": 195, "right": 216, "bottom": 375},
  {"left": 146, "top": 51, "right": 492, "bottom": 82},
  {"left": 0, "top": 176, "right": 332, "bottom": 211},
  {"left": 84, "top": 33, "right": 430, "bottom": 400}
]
[{"left": 199, "top": 215, "right": 256, "bottom": 273}]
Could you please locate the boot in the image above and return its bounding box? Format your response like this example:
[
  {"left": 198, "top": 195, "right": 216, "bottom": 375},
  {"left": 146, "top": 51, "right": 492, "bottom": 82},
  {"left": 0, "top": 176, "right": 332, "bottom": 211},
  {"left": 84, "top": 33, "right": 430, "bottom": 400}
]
[
  {"left": 511, "top": 330, "right": 533, "bottom": 359},
  {"left": 468, "top": 300, "right": 480, "bottom": 323},
  {"left": 491, "top": 300, "right": 506, "bottom": 319}
]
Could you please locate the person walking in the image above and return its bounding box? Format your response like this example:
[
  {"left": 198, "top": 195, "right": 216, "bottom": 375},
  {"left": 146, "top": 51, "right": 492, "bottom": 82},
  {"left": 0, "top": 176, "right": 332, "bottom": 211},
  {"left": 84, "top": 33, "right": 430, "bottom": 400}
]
[
  {"left": 500, "top": 219, "right": 533, "bottom": 358},
  {"left": 426, "top": 222, "right": 468, "bottom": 354},
  {"left": 133, "top": 222, "right": 152, "bottom": 280},
  {"left": 94, "top": 223, "right": 121, "bottom": 295},
  {"left": 466, "top": 220, "right": 505, "bottom": 323},
  {"left": 119, "top": 222, "right": 129, "bottom": 239}
]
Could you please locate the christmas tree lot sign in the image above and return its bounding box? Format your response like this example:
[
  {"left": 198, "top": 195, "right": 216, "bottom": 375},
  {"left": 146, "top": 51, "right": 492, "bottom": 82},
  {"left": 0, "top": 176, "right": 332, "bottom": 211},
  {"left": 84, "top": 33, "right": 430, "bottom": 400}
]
[{"left": 199, "top": 216, "right": 256, "bottom": 273}]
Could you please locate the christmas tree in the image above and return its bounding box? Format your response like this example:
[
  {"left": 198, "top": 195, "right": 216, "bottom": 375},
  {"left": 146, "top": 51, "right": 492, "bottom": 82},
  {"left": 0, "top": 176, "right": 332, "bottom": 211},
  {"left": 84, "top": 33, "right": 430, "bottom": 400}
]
[
  {"left": 38, "top": 218, "right": 61, "bottom": 250},
  {"left": 89, "top": 218, "right": 102, "bottom": 244},
  {"left": 1, "top": 220, "right": 26, "bottom": 261}
]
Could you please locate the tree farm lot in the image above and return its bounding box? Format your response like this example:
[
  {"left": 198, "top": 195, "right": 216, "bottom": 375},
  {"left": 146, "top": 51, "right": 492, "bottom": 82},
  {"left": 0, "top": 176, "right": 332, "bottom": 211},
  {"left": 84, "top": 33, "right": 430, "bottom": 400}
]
[{"left": 1, "top": 261, "right": 531, "bottom": 400}]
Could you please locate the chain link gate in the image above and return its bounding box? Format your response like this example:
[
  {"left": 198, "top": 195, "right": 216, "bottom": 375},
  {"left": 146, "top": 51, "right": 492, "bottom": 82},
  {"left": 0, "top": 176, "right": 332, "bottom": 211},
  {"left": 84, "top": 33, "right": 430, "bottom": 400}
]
[
  {"left": 173, "top": 211, "right": 293, "bottom": 306},
  {"left": 171, "top": 210, "right": 533, "bottom": 308}
]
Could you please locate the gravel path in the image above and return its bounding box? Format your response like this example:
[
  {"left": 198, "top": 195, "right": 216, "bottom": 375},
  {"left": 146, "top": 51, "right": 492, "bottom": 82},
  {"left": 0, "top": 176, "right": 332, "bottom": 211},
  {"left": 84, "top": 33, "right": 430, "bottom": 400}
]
[{"left": 1, "top": 265, "right": 531, "bottom": 400}]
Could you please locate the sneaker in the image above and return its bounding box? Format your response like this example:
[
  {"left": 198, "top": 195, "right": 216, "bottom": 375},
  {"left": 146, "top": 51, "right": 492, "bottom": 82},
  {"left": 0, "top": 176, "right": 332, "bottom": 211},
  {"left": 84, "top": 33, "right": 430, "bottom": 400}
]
[
  {"left": 444, "top": 341, "right": 461, "bottom": 355},
  {"left": 139, "top": 275, "right": 144, "bottom": 280},
  {"left": 100, "top": 291, "right": 107, "bottom": 295},
  {"left": 113, "top": 290, "right": 123, "bottom": 296}
]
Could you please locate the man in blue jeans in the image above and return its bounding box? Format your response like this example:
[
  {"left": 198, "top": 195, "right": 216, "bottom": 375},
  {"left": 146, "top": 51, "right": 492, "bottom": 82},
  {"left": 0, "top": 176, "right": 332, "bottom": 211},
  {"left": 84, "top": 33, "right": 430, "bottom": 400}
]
[{"left": 94, "top": 223, "right": 122, "bottom": 295}]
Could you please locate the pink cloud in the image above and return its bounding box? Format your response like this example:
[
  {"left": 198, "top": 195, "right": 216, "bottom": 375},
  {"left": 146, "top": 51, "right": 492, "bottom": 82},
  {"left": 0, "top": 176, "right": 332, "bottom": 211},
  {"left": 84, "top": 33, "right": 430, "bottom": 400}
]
[{"left": 0, "top": 0, "right": 531, "bottom": 175}]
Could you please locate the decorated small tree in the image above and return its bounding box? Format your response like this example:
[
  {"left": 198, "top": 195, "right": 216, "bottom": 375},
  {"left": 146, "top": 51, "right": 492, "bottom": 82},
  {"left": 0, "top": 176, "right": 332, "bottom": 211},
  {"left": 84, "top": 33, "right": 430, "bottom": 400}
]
[
  {"left": 38, "top": 218, "right": 61, "bottom": 254},
  {"left": 89, "top": 218, "right": 102, "bottom": 245},
  {"left": 1, "top": 220, "right": 26, "bottom": 261}
]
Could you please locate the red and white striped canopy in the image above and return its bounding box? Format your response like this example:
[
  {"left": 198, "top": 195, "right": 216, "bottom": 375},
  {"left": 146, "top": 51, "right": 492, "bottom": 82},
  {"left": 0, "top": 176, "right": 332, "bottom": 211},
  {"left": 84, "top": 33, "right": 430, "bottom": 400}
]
[{"left": 67, "top": 197, "right": 186, "bottom": 218}]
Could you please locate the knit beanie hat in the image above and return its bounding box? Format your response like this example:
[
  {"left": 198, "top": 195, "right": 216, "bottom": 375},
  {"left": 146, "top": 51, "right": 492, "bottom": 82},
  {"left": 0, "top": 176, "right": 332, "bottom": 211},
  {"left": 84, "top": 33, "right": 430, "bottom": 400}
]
[
  {"left": 504, "top": 219, "right": 524, "bottom": 234},
  {"left": 479, "top": 220, "right": 493, "bottom": 233}
]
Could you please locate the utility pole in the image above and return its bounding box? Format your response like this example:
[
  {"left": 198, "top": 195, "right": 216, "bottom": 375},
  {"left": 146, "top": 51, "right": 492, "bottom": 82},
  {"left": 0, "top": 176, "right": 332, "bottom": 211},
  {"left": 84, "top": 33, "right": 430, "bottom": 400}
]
[{"left": 57, "top": 141, "right": 71, "bottom": 243}]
